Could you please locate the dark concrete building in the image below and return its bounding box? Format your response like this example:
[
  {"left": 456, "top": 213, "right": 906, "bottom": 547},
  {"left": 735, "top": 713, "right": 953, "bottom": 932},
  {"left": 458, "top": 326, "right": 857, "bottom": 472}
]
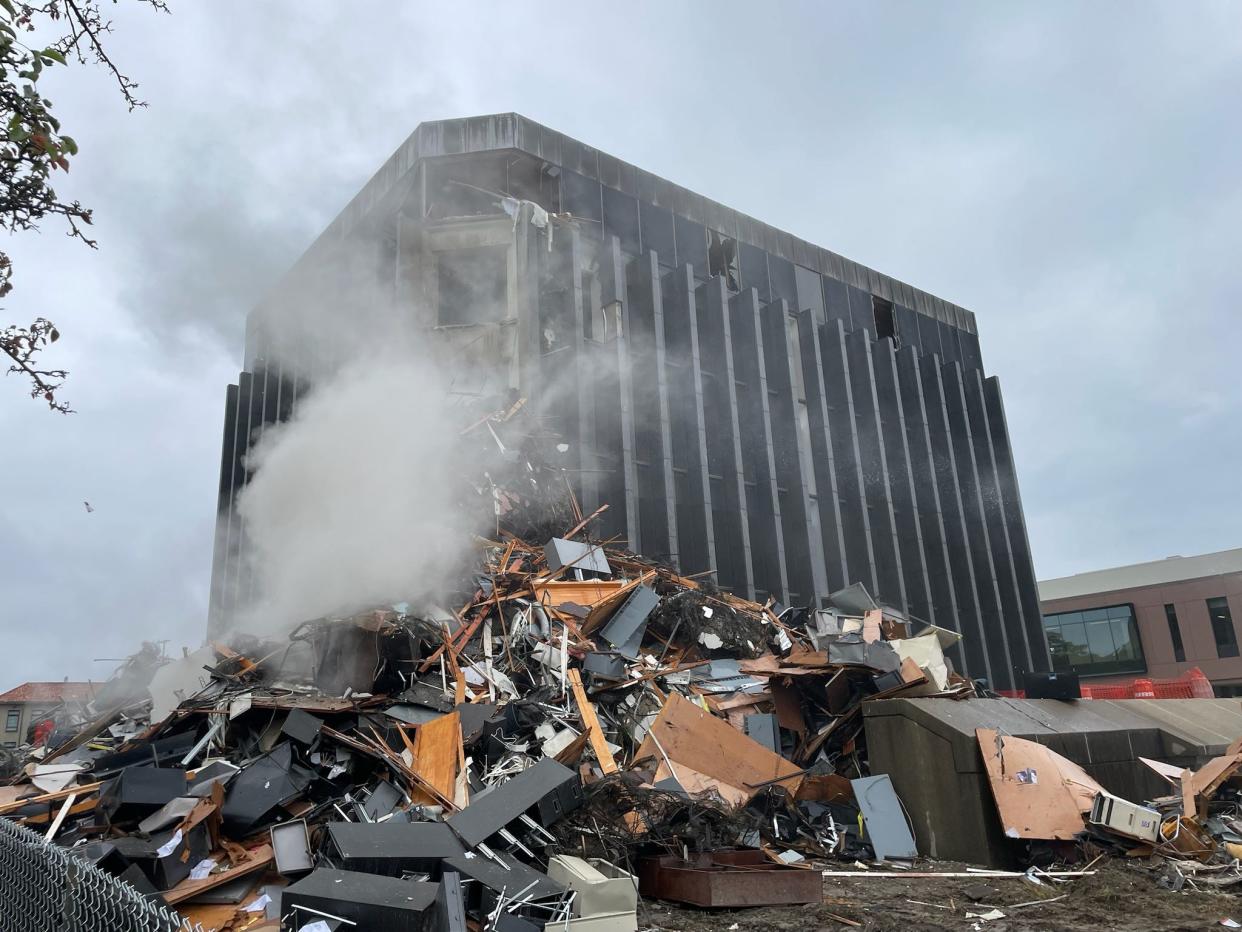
[
  {"left": 209, "top": 113, "right": 1049, "bottom": 688},
  {"left": 1040, "top": 548, "right": 1242, "bottom": 692}
]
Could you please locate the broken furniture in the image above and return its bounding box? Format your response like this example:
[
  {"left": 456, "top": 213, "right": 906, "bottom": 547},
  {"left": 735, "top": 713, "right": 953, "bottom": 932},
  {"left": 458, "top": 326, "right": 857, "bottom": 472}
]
[
  {"left": 324, "top": 821, "right": 465, "bottom": 877},
  {"left": 445, "top": 757, "right": 581, "bottom": 857},
  {"left": 281, "top": 867, "right": 438, "bottom": 931},
  {"left": 547, "top": 855, "right": 638, "bottom": 931}
]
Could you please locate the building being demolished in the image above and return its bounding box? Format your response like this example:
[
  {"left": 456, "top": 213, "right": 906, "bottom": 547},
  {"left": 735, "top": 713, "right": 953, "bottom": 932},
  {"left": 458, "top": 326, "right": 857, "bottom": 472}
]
[
  {"left": 8, "top": 454, "right": 1242, "bottom": 929},
  {"left": 209, "top": 113, "right": 1049, "bottom": 691}
]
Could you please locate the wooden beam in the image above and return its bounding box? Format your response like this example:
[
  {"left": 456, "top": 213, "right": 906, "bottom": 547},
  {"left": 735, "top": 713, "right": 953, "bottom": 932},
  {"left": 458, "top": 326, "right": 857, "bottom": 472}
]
[{"left": 568, "top": 669, "right": 618, "bottom": 774}]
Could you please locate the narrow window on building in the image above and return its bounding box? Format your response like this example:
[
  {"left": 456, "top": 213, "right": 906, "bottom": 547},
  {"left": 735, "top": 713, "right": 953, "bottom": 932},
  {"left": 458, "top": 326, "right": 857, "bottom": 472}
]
[
  {"left": 4, "top": 709, "right": 18, "bottom": 732},
  {"left": 1208, "top": 596, "right": 1239, "bottom": 658},
  {"left": 872, "top": 297, "right": 897, "bottom": 343},
  {"left": 436, "top": 247, "right": 508, "bottom": 326},
  {"left": 1165, "top": 603, "right": 1186, "bottom": 662},
  {"left": 707, "top": 231, "right": 740, "bottom": 291}
]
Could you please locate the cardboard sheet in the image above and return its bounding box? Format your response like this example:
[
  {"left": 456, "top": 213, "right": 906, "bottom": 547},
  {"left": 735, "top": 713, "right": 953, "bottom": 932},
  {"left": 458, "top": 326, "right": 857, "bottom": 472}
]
[
  {"left": 636, "top": 693, "right": 803, "bottom": 801},
  {"left": 976, "top": 727, "right": 1103, "bottom": 840}
]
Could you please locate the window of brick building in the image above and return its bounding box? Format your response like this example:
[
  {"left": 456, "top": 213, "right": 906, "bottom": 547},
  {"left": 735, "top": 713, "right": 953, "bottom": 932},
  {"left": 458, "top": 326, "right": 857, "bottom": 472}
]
[
  {"left": 1208, "top": 597, "right": 1239, "bottom": 659},
  {"left": 1165, "top": 603, "right": 1186, "bottom": 662}
]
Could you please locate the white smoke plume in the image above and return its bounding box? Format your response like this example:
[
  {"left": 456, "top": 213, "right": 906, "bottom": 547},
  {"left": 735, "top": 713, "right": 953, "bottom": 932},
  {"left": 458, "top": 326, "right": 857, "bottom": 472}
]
[
  {"left": 234, "top": 356, "right": 475, "bottom": 632},
  {"left": 222, "top": 227, "right": 500, "bottom": 635}
]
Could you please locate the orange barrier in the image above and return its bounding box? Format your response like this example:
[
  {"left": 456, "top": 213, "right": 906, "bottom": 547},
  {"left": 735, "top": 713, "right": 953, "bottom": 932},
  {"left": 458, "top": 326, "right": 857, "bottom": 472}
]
[{"left": 997, "top": 667, "right": 1213, "bottom": 700}]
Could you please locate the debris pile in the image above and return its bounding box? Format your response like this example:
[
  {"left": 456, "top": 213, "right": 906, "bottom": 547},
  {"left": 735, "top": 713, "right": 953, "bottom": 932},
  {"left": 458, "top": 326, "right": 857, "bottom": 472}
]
[
  {"left": 0, "top": 510, "right": 980, "bottom": 929},
  {"left": 975, "top": 727, "right": 1242, "bottom": 891}
]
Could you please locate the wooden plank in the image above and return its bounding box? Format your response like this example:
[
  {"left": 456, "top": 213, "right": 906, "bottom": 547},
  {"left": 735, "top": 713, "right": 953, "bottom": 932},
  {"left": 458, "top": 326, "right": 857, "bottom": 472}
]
[
  {"left": 413, "top": 711, "right": 462, "bottom": 803},
  {"left": 568, "top": 669, "right": 618, "bottom": 774},
  {"left": 564, "top": 503, "right": 609, "bottom": 540},
  {"left": 43, "top": 792, "right": 77, "bottom": 841},
  {"left": 710, "top": 691, "right": 773, "bottom": 712},
  {"left": 0, "top": 781, "right": 102, "bottom": 816},
  {"left": 22, "top": 795, "right": 96, "bottom": 827},
  {"left": 163, "top": 844, "right": 273, "bottom": 905}
]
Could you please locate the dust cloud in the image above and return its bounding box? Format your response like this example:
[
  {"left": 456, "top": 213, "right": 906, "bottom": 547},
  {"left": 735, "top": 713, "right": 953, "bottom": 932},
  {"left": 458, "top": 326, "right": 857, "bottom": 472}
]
[{"left": 233, "top": 357, "right": 475, "bottom": 633}]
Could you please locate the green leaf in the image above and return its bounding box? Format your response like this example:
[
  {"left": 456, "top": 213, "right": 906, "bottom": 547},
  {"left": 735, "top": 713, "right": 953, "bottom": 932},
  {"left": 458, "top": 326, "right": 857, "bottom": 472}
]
[
  {"left": 40, "top": 49, "right": 66, "bottom": 65},
  {"left": 0, "top": 0, "right": 16, "bottom": 19},
  {"left": 60, "top": 135, "right": 77, "bottom": 155}
]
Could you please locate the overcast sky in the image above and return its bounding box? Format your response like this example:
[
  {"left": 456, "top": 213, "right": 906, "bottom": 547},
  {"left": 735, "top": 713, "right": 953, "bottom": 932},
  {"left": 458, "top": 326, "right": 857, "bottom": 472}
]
[{"left": 2, "top": 1, "right": 1240, "bottom": 686}]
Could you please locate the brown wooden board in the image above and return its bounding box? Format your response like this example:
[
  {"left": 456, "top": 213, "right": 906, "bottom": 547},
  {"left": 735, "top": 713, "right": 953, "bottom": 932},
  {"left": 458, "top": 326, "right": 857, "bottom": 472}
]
[
  {"left": 412, "top": 711, "right": 462, "bottom": 804},
  {"left": 568, "top": 669, "right": 618, "bottom": 774}
]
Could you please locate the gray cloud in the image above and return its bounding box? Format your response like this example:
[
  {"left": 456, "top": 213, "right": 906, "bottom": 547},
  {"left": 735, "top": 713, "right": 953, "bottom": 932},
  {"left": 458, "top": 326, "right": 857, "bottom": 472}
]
[{"left": 2, "top": 0, "right": 1240, "bottom": 684}]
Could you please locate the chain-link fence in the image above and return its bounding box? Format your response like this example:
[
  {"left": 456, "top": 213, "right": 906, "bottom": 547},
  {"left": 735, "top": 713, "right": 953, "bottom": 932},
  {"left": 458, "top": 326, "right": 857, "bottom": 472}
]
[{"left": 0, "top": 817, "right": 202, "bottom": 932}]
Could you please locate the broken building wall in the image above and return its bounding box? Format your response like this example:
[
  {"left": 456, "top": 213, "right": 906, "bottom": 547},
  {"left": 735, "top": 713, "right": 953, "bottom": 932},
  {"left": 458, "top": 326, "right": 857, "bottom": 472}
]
[{"left": 208, "top": 113, "right": 1048, "bottom": 690}]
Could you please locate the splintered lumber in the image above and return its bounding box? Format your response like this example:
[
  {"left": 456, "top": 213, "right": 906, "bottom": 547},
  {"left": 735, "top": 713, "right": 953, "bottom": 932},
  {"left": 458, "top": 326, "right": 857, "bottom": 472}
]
[
  {"left": 568, "top": 669, "right": 618, "bottom": 774},
  {"left": 321, "top": 725, "right": 454, "bottom": 811},
  {"left": 163, "top": 844, "right": 274, "bottom": 905},
  {"left": 564, "top": 503, "right": 609, "bottom": 540}
]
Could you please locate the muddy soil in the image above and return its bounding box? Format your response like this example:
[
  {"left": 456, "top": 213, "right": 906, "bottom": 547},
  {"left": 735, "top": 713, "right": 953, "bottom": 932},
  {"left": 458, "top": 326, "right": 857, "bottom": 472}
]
[{"left": 639, "top": 859, "right": 1239, "bottom": 932}]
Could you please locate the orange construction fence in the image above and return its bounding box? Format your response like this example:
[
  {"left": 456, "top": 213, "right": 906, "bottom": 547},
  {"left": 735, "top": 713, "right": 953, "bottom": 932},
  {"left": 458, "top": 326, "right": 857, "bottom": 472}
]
[{"left": 997, "top": 667, "right": 1214, "bottom": 700}]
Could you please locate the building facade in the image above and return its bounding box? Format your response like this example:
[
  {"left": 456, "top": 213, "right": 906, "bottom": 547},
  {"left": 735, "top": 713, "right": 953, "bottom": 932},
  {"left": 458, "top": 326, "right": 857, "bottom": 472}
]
[
  {"left": 1039, "top": 548, "right": 1242, "bottom": 692},
  {"left": 0, "top": 681, "right": 94, "bottom": 748},
  {"left": 209, "top": 113, "right": 1049, "bottom": 689}
]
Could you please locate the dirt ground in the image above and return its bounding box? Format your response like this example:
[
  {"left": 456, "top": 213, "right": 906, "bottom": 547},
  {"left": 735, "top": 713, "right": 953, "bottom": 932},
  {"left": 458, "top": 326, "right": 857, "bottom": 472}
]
[{"left": 638, "top": 859, "right": 1241, "bottom": 932}]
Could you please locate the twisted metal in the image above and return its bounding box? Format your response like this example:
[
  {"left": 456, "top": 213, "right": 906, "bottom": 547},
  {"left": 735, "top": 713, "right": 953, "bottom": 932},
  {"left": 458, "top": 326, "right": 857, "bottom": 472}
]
[{"left": 0, "top": 818, "right": 202, "bottom": 932}]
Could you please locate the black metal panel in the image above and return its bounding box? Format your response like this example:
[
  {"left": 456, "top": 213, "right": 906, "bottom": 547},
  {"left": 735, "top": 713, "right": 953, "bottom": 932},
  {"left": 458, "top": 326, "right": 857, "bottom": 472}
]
[
  {"left": 560, "top": 169, "right": 602, "bottom": 226},
  {"left": 846, "top": 285, "right": 873, "bottom": 334},
  {"left": 794, "top": 265, "right": 826, "bottom": 325},
  {"left": 696, "top": 277, "right": 756, "bottom": 599},
  {"left": 602, "top": 186, "right": 640, "bottom": 256},
  {"left": 624, "top": 252, "right": 679, "bottom": 565},
  {"left": 674, "top": 214, "right": 708, "bottom": 275},
  {"left": 817, "top": 321, "right": 877, "bottom": 595},
  {"left": 595, "top": 236, "right": 639, "bottom": 549},
  {"left": 843, "top": 329, "right": 906, "bottom": 610},
  {"left": 959, "top": 329, "right": 983, "bottom": 372},
  {"left": 740, "top": 242, "right": 771, "bottom": 302},
  {"left": 894, "top": 346, "right": 959, "bottom": 645},
  {"left": 661, "top": 265, "right": 716, "bottom": 578},
  {"left": 893, "top": 305, "right": 921, "bottom": 353},
  {"left": 917, "top": 311, "right": 943, "bottom": 359},
  {"left": 822, "top": 275, "right": 852, "bottom": 329},
  {"left": 768, "top": 254, "right": 798, "bottom": 308},
  {"left": 759, "top": 299, "right": 821, "bottom": 604},
  {"left": 963, "top": 368, "right": 1032, "bottom": 683},
  {"left": 940, "top": 361, "right": 1014, "bottom": 690},
  {"left": 728, "top": 288, "right": 789, "bottom": 602},
  {"left": 983, "top": 376, "right": 1050, "bottom": 672},
  {"left": 936, "top": 320, "right": 962, "bottom": 365},
  {"left": 641, "top": 202, "right": 676, "bottom": 268},
  {"left": 871, "top": 338, "right": 934, "bottom": 622},
  {"left": 919, "top": 357, "right": 988, "bottom": 682},
  {"left": 794, "top": 310, "right": 849, "bottom": 592}
]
